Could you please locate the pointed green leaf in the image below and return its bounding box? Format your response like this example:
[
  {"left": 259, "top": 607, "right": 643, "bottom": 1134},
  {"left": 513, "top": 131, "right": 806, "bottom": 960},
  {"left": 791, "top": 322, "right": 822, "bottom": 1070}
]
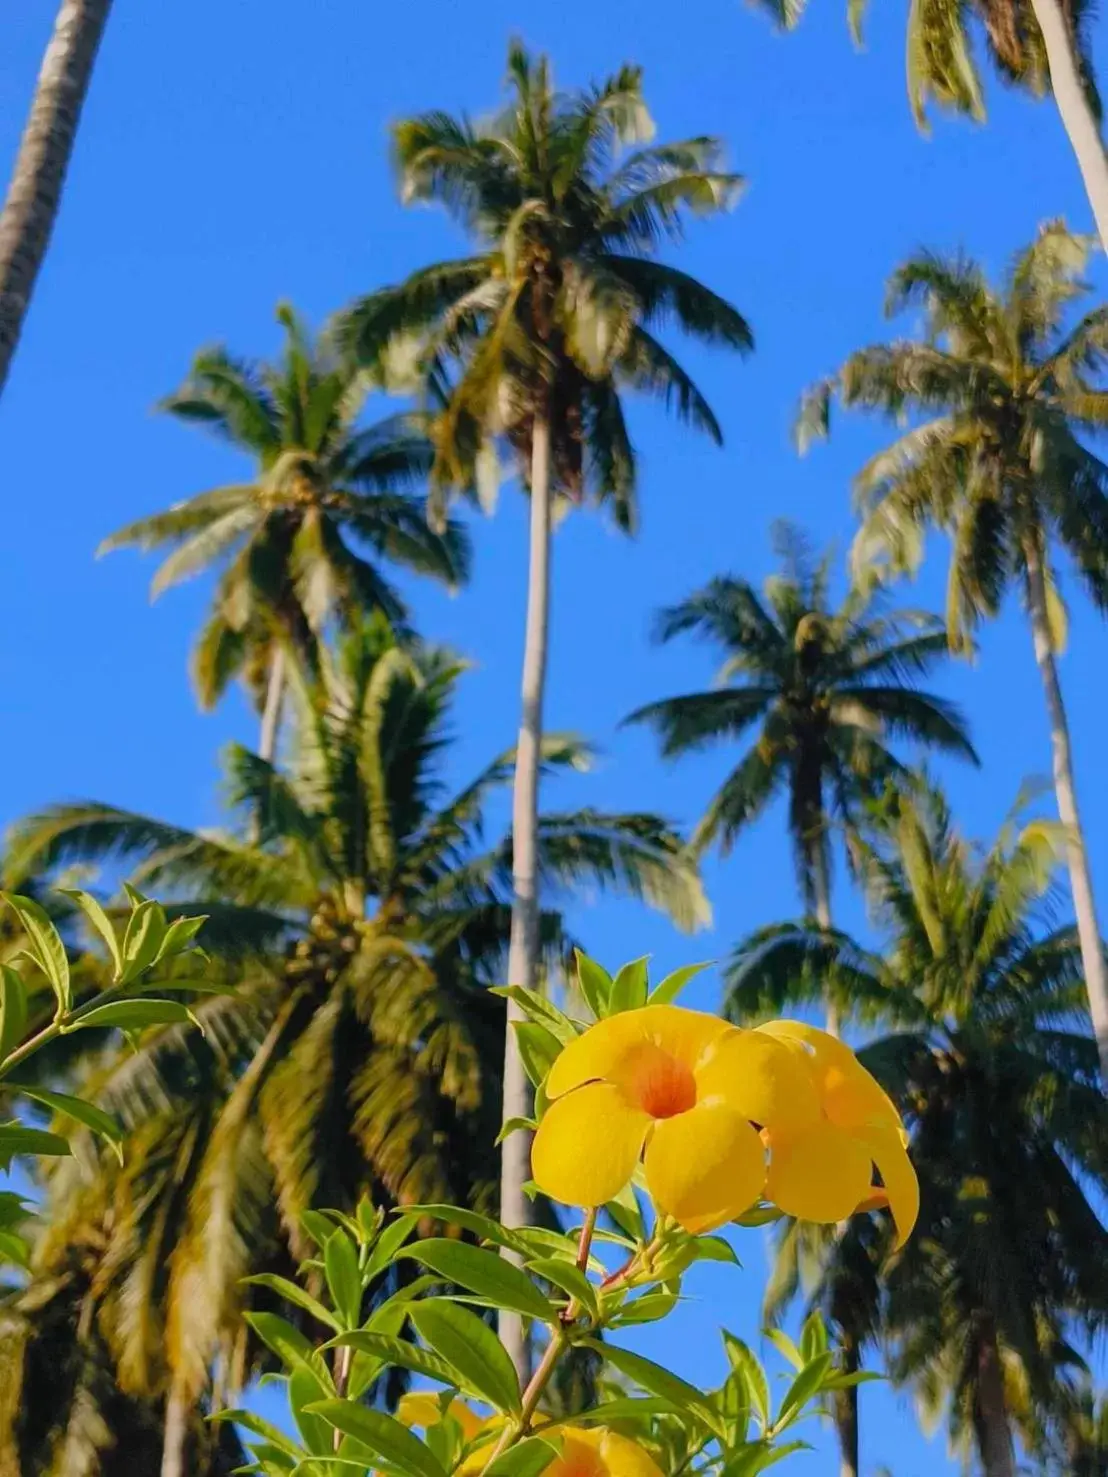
[
  {"left": 526, "top": 1256, "right": 598, "bottom": 1318},
  {"left": 575, "top": 950, "right": 612, "bottom": 1018},
  {"left": 492, "top": 986, "right": 582, "bottom": 1044},
  {"left": 324, "top": 1230, "right": 362, "bottom": 1328},
  {"left": 0, "top": 1229, "right": 29, "bottom": 1268},
  {"left": 402, "top": 1239, "right": 550, "bottom": 1319},
  {"left": 483, "top": 1437, "right": 561, "bottom": 1477},
  {"left": 210, "top": 1410, "right": 303, "bottom": 1461},
  {"left": 0, "top": 964, "right": 28, "bottom": 1065},
  {"left": 60, "top": 890, "right": 123, "bottom": 978},
  {"left": 74, "top": 999, "right": 193, "bottom": 1031},
  {"left": 2, "top": 892, "right": 70, "bottom": 1014},
  {"left": 240, "top": 1274, "right": 341, "bottom": 1333},
  {"left": 648, "top": 961, "right": 712, "bottom": 1006},
  {"left": 765, "top": 1329, "right": 803, "bottom": 1371},
  {"left": 362, "top": 1211, "right": 419, "bottom": 1281},
  {"left": 723, "top": 1333, "right": 769, "bottom": 1431},
  {"left": 155, "top": 913, "right": 208, "bottom": 963},
  {"left": 121, "top": 899, "right": 167, "bottom": 981},
  {"left": 306, "top": 1403, "right": 449, "bottom": 1477},
  {"left": 497, "top": 1115, "right": 538, "bottom": 1145},
  {"left": 583, "top": 1341, "right": 723, "bottom": 1435},
  {"left": 773, "top": 1353, "right": 833, "bottom": 1430},
  {"left": 244, "top": 1312, "right": 333, "bottom": 1386},
  {"left": 0, "top": 1122, "right": 71, "bottom": 1167},
  {"left": 18, "top": 1087, "right": 123, "bottom": 1161},
  {"left": 608, "top": 957, "right": 649, "bottom": 1014},
  {"left": 408, "top": 1298, "right": 522, "bottom": 1414},
  {"left": 513, "top": 1022, "right": 563, "bottom": 1087}
]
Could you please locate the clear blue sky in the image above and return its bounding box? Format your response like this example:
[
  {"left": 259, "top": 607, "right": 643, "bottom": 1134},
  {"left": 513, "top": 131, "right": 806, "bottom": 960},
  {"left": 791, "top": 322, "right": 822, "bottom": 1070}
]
[{"left": 4, "top": 0, "right": 1108, "bottom": 1471}]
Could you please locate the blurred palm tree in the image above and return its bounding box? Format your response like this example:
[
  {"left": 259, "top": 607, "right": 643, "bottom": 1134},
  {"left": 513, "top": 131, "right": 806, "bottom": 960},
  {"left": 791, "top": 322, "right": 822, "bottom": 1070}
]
[
  {"left": 5, "top": 616, "right": 707, "bottom": 1475},
  {"left": 727, "top": 783, "right": 1108, "bottom": 1477},
  {"left": 799, "top": 223, "right": 1108, "bottom": 1082},
  {"left": 627, "top": 524, "right": 977, "bottom": 1031},
  {"left": 101, "top": 304, "right": 469, "bottom": 758},
  {"left": 336, "top": 45, "right": 747, "bottom": 1358}
]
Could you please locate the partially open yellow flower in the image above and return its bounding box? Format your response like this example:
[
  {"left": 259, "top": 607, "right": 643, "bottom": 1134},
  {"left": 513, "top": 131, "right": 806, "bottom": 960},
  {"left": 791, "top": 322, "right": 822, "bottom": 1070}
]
[
  {"left": 756, "top": 1020, "right": 919, "bottom": 1247},
  {"left": 398, "top": 1394, "right": 489, "bottom": 1443},
  {"left": 545, "top": 1428, "right": 663, "bottom": 1477},
  {"left": 531, "top": 1005, "right": 918, "bottom": 1246}
]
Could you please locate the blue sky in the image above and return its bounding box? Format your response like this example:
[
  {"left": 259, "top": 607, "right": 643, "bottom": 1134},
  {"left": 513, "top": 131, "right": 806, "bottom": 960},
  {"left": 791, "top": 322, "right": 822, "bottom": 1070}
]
[{"left": 4, "top": 0, "right": 1108, "bottom": 1471}]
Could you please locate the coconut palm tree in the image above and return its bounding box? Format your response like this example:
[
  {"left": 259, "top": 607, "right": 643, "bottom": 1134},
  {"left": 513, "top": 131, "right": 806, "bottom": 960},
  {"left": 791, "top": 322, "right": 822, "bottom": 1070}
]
[
  {"left": 0, "top": 0, "right": 112, "bottom": 398},
  {"left": 799, "top": 222, "right": 1108, "bottom": 1081},
  {"left": 625, "top": 524, "right": 977, "bottom": 1032},
  {"left": 750, "top": 0, "right": 1108, "bottom": 257},
  {"left": 101, "top": 304, "right": 469, "bottom": 758},
  {"left": 727, "top": 784, "right": 1108, "bottom": 1477},
  {"left": 5, "top": 616, "right": 707, "bottom": 1473},
  {"left": 336, "top": 44, "right": 748, "bottom": 1362}
]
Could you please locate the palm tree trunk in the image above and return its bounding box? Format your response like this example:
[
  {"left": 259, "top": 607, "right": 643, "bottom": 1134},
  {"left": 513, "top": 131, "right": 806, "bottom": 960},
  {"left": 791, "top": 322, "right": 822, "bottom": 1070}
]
[
  {"left": 971, "top": 1319, "right": 1016, "bottom": 1477},
  {"left": 1024, "top": 544, "right": 1108, "bottom": 1084},
  {"left": 1027, "top": 0, "right": 1108, "bottom": 254},
  {"left": 500, "top": 411, "right": 553, "bottom": 1383},
  {"left": 809, "top": 816, "right": 839, "bottom": 1037},
  {"left": 833, "top": 1336, "right": 860, "bottom": 1477},
  {"left": 159, "top": 1381, "right": 190, "bottom": 1477},
  {"left": 0, "top": 0, "right": 112, "bottom": 398},
  {"left": 258, "top": 644, "right": 286, "bottom": 763}
]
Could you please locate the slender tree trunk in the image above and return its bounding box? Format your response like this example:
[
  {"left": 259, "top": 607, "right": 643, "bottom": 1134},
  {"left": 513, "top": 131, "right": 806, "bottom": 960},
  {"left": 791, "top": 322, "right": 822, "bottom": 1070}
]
[
  {"left": 1024, "top": 545, "right": 1108, "bottom": 1083},
  {"left": 500, "top": 412, "right": 553, "bottom": 1383},
  {"left": 809, "top": 807, "right": 839, "bottom": 1037},
  {"left": 832, "top": 1336, "right": 860, "bottom": 1477},
  {"left": 258, "top": 644, "right": 286, "bottom": 763},
  {"left": 972, "top": 1320, "right": 1016, "bottom": 1477},
  {"left": 0, "top": 0, "right": 112, "bottom": 399},
  {"left": 1027, "top": 0, "right": 1108, "bottom": 254},
  {"left": 159, "top": 1382, "right": 190, "bottom": 1477}
]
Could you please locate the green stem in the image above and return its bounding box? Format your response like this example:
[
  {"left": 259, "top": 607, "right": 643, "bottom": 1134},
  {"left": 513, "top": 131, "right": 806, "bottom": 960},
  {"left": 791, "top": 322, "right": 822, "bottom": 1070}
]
[{"left": 0, "top": 981, "right": 124, "bottom": 1082}]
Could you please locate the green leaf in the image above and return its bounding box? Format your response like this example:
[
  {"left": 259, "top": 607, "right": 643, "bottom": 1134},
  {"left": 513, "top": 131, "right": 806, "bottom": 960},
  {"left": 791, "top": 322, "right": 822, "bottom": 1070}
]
[
  {"left": 0, "top": 1229, "right": 29, "bottom": 1268},
  {"left": 526, "top": 1256, "right": 598, "bottom": 1318},
  {"left": 611, "top": 1290, "right": 678, "bottom": 1326},
  {"left": 497, "top": 1115, "right": 538, "bottom": 1145},
  {"left": 765, "top": 1329, "right": 803, "bottom": 1371},
  {"left": 605, "top": 1181, "right": 645, "bottom": 1242},
  {"left": 18, "top": 1086, "right": 124, "bottom": 1162},
  {"left": 211, "top": 1410, "right": 303, "bottom": 1462},
  {"left": 649, "top": 961, "right": 711, "bottom": 1006},
  {"left": 799, "top": 1310, "right": 827, "bottom": 1363},
  {"left": 326, "top": 1330, "right": 462, "bottom": 1392},
  {"left": 306, "top": 1403, "right": 449, "bottom": 1477},
  {"left": 74, "top": 999, "right": 193, "bottom": 1031},
  {"left": 409, "top": 1298, "right": 522, "bottom": 1413},
  {"left": 575, "top": 950, "right": 612, "bottom": 1018},
  {"left": 121, "top": 899, "right": 167, "bottom": 981},
  {"left": 724, "top": 1441, "right": 810, "bottom": 1476},
  {"left": 492, "top": 986, "right": 581, "bottom": 1044},
  {"left": 60, "top": 889, "right": 123, "bottom": 978},
  {"left": 0, "top": 964, "right": 28, "bottom": 1065},
  {"left": 402, "top": 1239, "right": 550, "bottom": 1320},
  {"left": 821, "top": 1370, "right": 882, "bottom": 1391},
  {"left": 564, "top": 1398, "right": 678, "bottom": 1425},
  {"left": 324, "top": 1230, "right": 362, "bottom": 1328},
  {"left": 155, "top": 913, "right": 208, "bottom": 962},
  {"left": 399, "top": 1204, "right": 527, "bottom": 1254},
  {"left": 288, "top": 1366, "right": 334, "bottom": 1456},
  {"left": 584, "top": 1341, "right": 723, "bottom": 1435},
  {"left": 723, "top": 1333, "right": 769, "bottom": 1431},
  {"left": 244, "top": 1312, "right": 332, "bottom": 1385},
  {"left": 0, "top": 1192, "right": 30, "bottom": 1229},
  {"left": 608, "top": 957, "right": 650, "bottom": 1014},
  {"left": 483, "top": 1437, "right": 561, "bottom": 1477},
  {"left": 774, "top": 1354, "right": 833, "bottom": 1431},
  {"left": 0, "top": 1122, "right": 71, "bottom": 1167},
  {"left": 732, "top": 1204, "right": 783, "bottom": 1228},
  {"left": 362, "top": 1211, "right": 420, "bottom": 1281},
  {"left": 691, "top": 1234, "right": 739, "bottom": 1265},
  {"left": 300, "top": 1209, "right": 337, "bottom": 1250},
  {"left": 513, "top": 1022, "right": 563, "bottom": 1088},
  {"left": 240, "top": 1274, "right": 341, "bottom": 1333},
  {"left": 2, "top": 892, "right": 70, "bottom": 1014}
]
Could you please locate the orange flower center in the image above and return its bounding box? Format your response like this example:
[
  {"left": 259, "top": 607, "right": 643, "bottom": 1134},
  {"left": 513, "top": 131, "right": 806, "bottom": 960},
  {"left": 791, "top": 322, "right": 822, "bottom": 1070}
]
[{"left": 620, "top": 1042, "right": 697, "bottom": 1119}]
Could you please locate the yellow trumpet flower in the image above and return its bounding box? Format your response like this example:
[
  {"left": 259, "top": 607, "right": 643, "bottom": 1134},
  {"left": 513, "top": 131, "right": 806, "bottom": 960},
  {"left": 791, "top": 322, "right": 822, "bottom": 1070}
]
[
  {"left": 545, "top": 1428, "right": 663, "bottom": 1477},
  {"left": 531, "top": 1005, "right": 918, "bottom": 1245}
]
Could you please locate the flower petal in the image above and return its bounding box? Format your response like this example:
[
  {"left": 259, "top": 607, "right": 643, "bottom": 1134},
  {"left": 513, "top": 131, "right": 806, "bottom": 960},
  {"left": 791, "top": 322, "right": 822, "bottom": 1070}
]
[
  {"left": 599, "top": 1430, "right": 665, "bottom": 1477},
  {"left": 532, "top": 1082, "right": 649, "bottom": 1207},
  {"left": 759, "top": 1020, "right": 902, "bottom": 1133},
  {"left": 644, "top": 1100, "right": 766, "bottom": 1234},
  {"left": 859, "top": 1123, "right": 919, "bottom": 1249},
  {"left": 546, "top": 1430, "right": 607, "bottom": 1477},
  {"left": 399, "top": 1395, "right": 487, "bottom": 1440},
  {"left": 695, "top": 1027, "right": 821, "bottom": 1135},
  {"left": 765, "top": 1121, "right": 873, "bottom": 1223},
  {"left": 547, "top": 1006, "right": 730, "bottom": 1099}
]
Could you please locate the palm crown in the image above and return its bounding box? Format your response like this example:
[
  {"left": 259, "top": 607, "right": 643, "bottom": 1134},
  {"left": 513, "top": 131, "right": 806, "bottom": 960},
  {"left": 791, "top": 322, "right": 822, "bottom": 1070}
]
[
  {"left": 101, "top": 304, "right": 470, "bottom": 724},
  {"left": 626, "top": 526, "right": 977, "bottom": 920},
  {"left": 728, "top": 785, "right": 1108, "bottom": 1472},
  {"left": 338, "top": 41, "right": 751, "bottom": 528}
]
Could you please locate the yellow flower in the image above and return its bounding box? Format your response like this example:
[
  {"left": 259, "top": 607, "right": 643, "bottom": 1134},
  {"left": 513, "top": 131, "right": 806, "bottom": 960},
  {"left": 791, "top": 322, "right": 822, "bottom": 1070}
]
[
  {"left": 530, "top": 1004, "right": 918, "bottom": 1247},
  {"left": 532, "top": 1004, "right": 814, "bottom": 1232},
  {"left": 757, "top": 1020, "right": 919, "bottom": 1247},
  {"left": 398, "top": 1394, "right": 489, "bottom": 1443},
  {"left": 545, "top": 1428, "right": 663, "bottom": 1477}
]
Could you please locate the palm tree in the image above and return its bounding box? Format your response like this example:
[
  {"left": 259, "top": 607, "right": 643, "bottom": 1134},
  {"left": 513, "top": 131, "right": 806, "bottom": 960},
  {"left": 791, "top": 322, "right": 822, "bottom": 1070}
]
[
  {"left": 101, "top": 304, "right": 469, "bottom": 759},
  {"left": 626, "top": 524, "right": 977, "bottom": 1032},
  {"left": 0, "top": 0, "right": 112, "bottom": 398},
  {"left": 336, "top": 48, "right": 749, "bottom": 1344},
  {"left": 727, "top": 784, "right": 1108, "bottom": 1477},
  {"left": 750, "top": 0, "right": 1108, "bottom": 258},
  {"left": 5, "top": 616, "right": 707, "bottom": 1472},
  {"left": 798, "top": 223, "right": 1108, "bottom": 1080}
]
